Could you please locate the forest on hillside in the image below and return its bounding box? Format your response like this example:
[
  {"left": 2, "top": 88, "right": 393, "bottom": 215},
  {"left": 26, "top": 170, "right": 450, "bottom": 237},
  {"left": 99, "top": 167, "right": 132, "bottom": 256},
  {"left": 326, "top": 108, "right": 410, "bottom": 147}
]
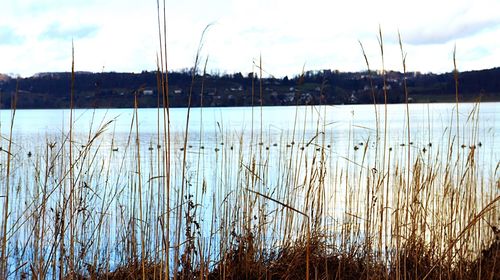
[{"left": 0, "top": 67, "right": 499, "bottom": 109}]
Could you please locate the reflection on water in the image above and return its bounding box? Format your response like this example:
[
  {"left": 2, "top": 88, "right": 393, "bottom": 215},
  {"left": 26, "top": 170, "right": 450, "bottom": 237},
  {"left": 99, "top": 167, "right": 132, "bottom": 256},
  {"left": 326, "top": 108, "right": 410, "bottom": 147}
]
[
  {"left": 0, "top": 103, "right": 498, "bottom": 278},
  {"left": 4, "top": 103, "right": 499, "bottom": 154},
  {"left": 3, "top": 103, "right": 498, "bottom": 181}
]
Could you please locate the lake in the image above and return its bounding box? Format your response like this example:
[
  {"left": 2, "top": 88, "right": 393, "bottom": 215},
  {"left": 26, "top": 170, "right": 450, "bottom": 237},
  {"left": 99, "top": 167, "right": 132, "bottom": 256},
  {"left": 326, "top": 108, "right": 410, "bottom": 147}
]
[
  {"left": 0, "top": 102, "right": 498, "bottom": 278},
  {"left": 3, "top": 102, "right": 498, "bottom": 156}
]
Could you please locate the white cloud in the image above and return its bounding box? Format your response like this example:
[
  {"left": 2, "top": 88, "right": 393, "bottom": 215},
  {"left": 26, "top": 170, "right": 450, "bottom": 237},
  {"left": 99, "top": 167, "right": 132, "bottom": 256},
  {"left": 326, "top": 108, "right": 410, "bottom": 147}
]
[{"left": 0, "top": 0, "right": 499, "bottom": 77}]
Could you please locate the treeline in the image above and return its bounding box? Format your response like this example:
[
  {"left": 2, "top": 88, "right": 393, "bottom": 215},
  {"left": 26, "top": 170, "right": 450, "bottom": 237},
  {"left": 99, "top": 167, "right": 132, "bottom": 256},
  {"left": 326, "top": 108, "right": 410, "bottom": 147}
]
[{"left": 0, "top": 67, "right": 499, "bottom": 109}]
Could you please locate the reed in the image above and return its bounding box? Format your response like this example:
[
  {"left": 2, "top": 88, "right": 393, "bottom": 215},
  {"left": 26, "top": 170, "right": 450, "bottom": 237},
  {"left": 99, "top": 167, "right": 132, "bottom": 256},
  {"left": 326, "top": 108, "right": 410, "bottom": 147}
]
[
  {"left": 0, "top": 79, "right": 17, "bottom": 279},
  {"left": 0, "top": 100, "right": 498, "bottom": 279}
]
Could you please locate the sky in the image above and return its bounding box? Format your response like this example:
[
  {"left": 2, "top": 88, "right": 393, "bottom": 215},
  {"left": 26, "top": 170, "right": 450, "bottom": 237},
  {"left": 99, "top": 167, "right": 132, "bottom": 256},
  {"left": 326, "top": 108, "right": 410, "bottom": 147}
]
[{"left": 1, "top": 0, "right": 499, "bottom": 78}]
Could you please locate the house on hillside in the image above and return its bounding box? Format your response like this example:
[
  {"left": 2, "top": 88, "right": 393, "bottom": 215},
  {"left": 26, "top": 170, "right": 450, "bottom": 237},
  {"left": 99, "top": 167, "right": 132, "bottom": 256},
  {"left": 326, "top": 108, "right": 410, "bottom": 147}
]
[
  {"left": 349, "top": 93, "right": 358, "bottom": 103},
  {"left": 142, "top": 89, "right": 154, "bottom": 96}
]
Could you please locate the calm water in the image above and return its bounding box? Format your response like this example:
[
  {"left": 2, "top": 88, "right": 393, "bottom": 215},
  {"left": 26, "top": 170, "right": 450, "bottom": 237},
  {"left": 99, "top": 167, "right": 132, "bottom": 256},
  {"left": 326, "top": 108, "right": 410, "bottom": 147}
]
[
  {"left": 1, "top": 103, "right": 498, "bottom": 168},
  {"left": 0, "top": 102, "right": 498, "bottom": 277},
  {"left": 2, "top": 102, "right": 498, "bottom": 148}
]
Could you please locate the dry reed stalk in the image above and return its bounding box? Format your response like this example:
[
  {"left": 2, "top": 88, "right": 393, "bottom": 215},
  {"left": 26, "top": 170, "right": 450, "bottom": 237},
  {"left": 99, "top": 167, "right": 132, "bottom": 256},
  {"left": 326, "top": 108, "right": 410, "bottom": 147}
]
[
  {"left": 155, "top": 1, "right": 172, "bottom": 277},
  {"left": 398, "top": 31, "right": 413, "bottom": 280},
  {"left": 0, "top": 80, "right": 17, "bottom": 279},
  {"left": 131, "top": 90, "right": 147, "bottom": 279},
  {"left": 68, "top": 42, "right": 76, "bottom": 277}
]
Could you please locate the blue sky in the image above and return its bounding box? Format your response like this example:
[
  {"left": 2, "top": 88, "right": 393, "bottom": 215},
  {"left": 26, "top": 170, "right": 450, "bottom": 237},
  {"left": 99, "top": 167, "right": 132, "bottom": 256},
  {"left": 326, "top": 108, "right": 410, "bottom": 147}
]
[{"left": 1, "top": 0, "right": 499, "bottom": 77}]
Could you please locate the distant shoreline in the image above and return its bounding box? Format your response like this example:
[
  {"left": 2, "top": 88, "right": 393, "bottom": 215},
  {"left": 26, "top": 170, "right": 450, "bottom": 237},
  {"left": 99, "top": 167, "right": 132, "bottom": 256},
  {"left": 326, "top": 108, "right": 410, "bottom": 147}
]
[{"left": 1, "top": 67, "right": 499, "bottom": 109}]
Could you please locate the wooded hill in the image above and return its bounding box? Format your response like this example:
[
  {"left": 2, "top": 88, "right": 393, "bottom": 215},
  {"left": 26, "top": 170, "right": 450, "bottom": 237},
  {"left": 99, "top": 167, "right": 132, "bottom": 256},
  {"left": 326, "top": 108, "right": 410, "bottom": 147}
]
[{"left": 0, "top": 67, "right": 499, "bottom": 109}]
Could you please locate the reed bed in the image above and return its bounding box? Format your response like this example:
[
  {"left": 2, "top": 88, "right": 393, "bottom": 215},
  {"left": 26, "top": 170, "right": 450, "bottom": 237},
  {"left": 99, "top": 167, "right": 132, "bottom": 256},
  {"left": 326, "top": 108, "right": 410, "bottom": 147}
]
[{"left": 0, "top": 98, "right": 498, "bottom": 280}]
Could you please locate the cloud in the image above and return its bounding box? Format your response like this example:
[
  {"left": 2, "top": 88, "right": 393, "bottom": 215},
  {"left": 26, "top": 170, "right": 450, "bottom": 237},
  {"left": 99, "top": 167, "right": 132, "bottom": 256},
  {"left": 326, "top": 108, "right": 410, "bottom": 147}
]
[
  {"left": 397, "top": 0, "right": 500, "bottom": 46},
  {"left": 40, "top": 22, "right": 99, "bottom": 41},
  {"left": 405, "top": 19, "right": 500, "bottom": 45},
  {"left": 0, "top": 27, "right": 25, "bottom": 45},
  {"left": 1, "top": 0, "right": 499, "bottom": 77}
]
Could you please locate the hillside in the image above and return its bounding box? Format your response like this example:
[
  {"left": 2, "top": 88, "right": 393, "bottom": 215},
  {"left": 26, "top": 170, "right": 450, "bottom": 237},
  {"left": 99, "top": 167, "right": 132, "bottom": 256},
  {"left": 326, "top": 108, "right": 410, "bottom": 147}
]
[{"left": 0, "top": 68, "right": 499, "bottom": 109}]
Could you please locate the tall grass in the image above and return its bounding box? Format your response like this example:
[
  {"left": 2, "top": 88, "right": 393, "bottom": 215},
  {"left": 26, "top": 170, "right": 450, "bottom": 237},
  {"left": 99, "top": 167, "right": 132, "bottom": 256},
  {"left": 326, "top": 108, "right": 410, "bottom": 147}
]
[
  {"left": 0, "top": 103, "right": 498, "bottom": 280},
  {"left": 0, "top": 80, "right": 16, "bottom": 279}
]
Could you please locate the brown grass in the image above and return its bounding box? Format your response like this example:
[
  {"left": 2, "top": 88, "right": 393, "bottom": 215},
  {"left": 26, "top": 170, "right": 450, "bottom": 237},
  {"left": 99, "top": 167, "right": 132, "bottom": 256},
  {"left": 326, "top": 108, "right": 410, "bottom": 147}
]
[{"left": 67, "top": 234, "right": 499, "bottom": 279}]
